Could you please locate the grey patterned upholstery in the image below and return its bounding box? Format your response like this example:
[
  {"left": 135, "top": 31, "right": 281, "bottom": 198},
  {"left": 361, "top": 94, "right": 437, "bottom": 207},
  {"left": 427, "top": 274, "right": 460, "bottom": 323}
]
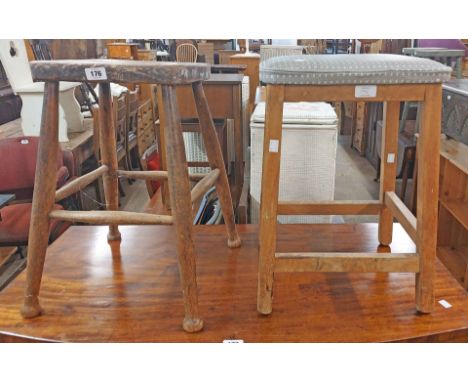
[{"left": 260, "top": 54, "right": 452, "bottom": 85}]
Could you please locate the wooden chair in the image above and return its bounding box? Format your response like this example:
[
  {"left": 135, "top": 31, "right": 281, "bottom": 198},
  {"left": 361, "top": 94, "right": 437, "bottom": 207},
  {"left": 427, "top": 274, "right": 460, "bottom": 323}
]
[
  {"left": 19, "top": 59, "right": 241, "bottom": 333},
  {"left": 257, "top": 54, "right": 451, "bottom": 315},
  {"left": 176, "top": 43, "right": 198, "bottom": 63}
]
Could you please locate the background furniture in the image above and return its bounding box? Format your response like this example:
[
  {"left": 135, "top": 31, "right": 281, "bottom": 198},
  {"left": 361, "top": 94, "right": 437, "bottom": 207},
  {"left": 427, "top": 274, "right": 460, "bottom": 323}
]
[
  {"left": 0, "top": 136, "right": 72, "bottom": 289},
  {"left": 197, "top": 42, "right": 214, "bottom": 64},
  {"left": 442, "top": 79, "right": 468, "bottom": 145},
  {"left": 176, "top": 43, "right": 198, "bottom": 63},
  {"left": 437, "top": 136, "right": 468, "bottom": 290},
  {"left": 250, "top": 101, "right": 338, "bottom": 224},
  {"left": 125, "top": 88, "right": 140, "bottom": 171},
  {"left": 230, "top": 52, "right": 259, "bottom": 114},
  {"left": 0, "top": 39, "right": 84, "bottom": 142},
  {"left": 136, "top": 99, "right": 160, "bottom": 197},
  {"left": 106, "top": 43, "right": 139, "bottom": 60},
  {"left": 21, "top": 60, "right": 240, "bottom": 334},
  {"left": 174, "top": 73, "right": 249, "bottom": 210},
  {"left": 298, "top": 39, "right": 327, "bottom": 54},
  {"left": 156, "top": 118, "right": 228, "bottom": 175},
  {"left": 259, "top": 45, "right": 303, "bottom": 62},
  {"left": 217, "top": 50, "right": 238, "bottom": 65},
  {"left": 0, "top": 60, "right": 21, "bottom": 125}
]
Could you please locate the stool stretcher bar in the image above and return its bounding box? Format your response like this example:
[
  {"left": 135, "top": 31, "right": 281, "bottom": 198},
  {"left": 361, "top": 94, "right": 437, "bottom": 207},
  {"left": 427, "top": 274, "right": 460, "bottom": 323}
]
[
  {"left": 117, "top": 169, "right": 206, "bottom": 182},
  {"left": 55, "top": 165, "right": 108, "bottom": 202},
  {"left": 49, "top": 210, "right": 174, "bottom": 225},
  {"left": 190, "top": 169, "right": 220, "bottom": 203},
  {"left": 277, "top": 200, "right": 382, "bottom": 215},
  {"left": 274, "top": 252, "right": 419, "bottom": 273},
  {"left": 384, "top": 191, "right": 417, "bottom": 243},
  {"left": 283, "top": 84, "right": 427, "bottom": 103}
]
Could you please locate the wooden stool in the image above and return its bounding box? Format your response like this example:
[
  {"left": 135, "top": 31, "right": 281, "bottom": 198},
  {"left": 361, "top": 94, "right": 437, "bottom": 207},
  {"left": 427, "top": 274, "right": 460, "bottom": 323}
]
[
  {"left": 20, "top": 59, "right": 241, "bottom": 333},
  {"left": 257, "top": 54, "right": 452, "bottom": 315}
]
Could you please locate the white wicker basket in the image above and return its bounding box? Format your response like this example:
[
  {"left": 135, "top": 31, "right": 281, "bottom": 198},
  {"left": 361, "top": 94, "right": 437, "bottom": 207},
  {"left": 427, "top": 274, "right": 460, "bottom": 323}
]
[
  {"left": 250, "top": 102, "right": 338, "bottom": 224},
  {"left": 259, "top": 45, "right": 303, "bottom": 63}
]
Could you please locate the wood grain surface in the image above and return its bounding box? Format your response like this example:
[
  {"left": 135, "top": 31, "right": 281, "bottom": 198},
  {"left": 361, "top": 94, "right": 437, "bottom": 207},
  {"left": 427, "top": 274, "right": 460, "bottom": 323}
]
[
  {"left": 0, "top": 224, "right": 467, "bottom": 342},
  {"left": 30, "top": 60, "right": 211, "bottom": 85}
]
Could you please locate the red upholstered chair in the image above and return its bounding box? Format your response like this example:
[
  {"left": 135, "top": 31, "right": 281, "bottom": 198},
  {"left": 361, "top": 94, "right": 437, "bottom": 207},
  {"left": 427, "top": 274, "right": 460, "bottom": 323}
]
[{"left": 0, "top": 137, "right": 71, "bottom": 248}]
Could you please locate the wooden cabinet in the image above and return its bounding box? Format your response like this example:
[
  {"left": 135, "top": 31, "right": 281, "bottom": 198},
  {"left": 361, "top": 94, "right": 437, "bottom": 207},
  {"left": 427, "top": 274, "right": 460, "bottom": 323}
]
[
  {"left": 437, "top": 136, "right": 468, "bottom": 290},
  {"left": 106, "top": 43, "right": 139, "bottom": 60},
  {"left": 229, "top": 53, "right": 259, "bottom": 115}
]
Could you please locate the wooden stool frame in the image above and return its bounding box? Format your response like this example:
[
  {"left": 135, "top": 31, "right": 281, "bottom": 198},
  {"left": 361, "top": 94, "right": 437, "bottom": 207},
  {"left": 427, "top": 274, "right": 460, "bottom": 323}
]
[
  {"left": 258, "top": 83, "right": 441, "bottom": 315},
  {"left": 20, "top": 60, "right": 241, "bottom": 333}
]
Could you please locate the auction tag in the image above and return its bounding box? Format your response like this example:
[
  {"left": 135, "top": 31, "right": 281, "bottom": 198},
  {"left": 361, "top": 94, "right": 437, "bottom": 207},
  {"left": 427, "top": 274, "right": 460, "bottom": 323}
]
[
  {"left": 355, "top": 85, "right": 377, "bottom": 98},
  {"left": 438, "top": 299, "right": 452, "bottom": 309},
  {"left": 85, "top": 67, "right": 107, "bottom": 81},
  {"left": 269, "top": 139, "right": 279, "bottom": 153},
  {"left": 387, "top": 153, "right": 395, "bottom": 163},
  {"left": 223, "top": 339, "right": 244, "bottom": 343}
]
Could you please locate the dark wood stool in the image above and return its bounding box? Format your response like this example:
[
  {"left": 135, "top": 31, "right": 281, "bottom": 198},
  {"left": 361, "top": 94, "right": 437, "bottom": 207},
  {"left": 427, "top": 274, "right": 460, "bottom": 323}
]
[{"left": 20, "top": 60, "right": 241, "bottom": 333}]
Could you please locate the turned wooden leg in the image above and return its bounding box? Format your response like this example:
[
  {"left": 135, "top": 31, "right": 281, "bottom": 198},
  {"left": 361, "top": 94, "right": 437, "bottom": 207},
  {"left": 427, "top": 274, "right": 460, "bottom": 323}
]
[
  {"left": 416, "top": 84, "right": 441, "bottom": 313},
  {"left": 156, "top": 85, "right": 171, "bottom": 211},
  {"left": 257, "top": 85, "right": 284, "bottom": 315},
  {"left": 159, "top": 84, "right": 203, "bottom": 333},
  {"left": 378, "top": 101, "right": 400, "bottom": 246},
  {"left": 192, "top": 81, "right": 241, "bottom": 248},
  {"left": 21, "top": 82, "right": 60, "bottom": 318},
  {"left": 98, "top": 83, "right": 121, "bottom": 242}
]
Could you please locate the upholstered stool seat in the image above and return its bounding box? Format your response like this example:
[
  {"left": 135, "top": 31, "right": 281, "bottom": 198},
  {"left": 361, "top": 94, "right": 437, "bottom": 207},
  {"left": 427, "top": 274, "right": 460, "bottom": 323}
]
[
  {"left": 256, "top": 53, "right": 450, "bottom": 317},
  {"left": 260, "top": 54, "right": 452, "bottom": 85}
]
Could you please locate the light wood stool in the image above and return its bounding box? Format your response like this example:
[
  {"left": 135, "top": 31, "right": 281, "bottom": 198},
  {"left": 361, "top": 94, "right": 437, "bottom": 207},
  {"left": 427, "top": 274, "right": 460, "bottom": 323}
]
[
  {"left": 20, "top": 60, "right": 241, "bottom": 333},
  {"left": 257, "top": 54, "right": 452, "bottom": 315}
]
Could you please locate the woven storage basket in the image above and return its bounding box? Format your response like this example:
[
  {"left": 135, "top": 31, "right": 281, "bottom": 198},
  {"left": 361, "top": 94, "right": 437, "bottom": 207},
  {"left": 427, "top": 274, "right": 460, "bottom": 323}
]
[
  {"left": 259, "top": 45, "right": 303, "bottom": 63},
  {"left": 250, "top": 102, "right": 338, "bottom": 223}
]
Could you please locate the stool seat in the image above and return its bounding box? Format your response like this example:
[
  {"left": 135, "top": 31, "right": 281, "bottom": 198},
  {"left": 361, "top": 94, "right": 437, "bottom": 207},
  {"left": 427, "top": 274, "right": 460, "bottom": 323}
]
[
  {"left": 260, "top": 54, "right": 452, "bottom": 85},
  {"left": 30, "top": 59, "right": 211, "bottom": 85}
]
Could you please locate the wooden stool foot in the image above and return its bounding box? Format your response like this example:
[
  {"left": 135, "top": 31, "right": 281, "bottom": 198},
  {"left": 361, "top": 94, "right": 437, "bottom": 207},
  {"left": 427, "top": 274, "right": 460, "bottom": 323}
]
[
  {"left": 182, "top": 317, "right": 204, "bottom": 333},
  {"left": 21, "top": 296, "right": 42, "bottom": 318},
  {"left": 227, "top": 235, "right": 242, "bottom": 249},
  {"left": 107, "top": 230, "right": 122, "bottom": 242},
  {"left": 257, "top": 301, "right": 273, "bottom": 315},
  {"left": 416, "top": 307, "right": 432, "bottom": 314}
]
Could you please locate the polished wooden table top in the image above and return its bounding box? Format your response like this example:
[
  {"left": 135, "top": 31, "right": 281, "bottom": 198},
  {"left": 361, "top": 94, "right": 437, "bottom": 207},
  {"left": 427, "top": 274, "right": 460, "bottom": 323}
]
[{"left": 0, "top": 223, "right": 467, "bottom": 342}]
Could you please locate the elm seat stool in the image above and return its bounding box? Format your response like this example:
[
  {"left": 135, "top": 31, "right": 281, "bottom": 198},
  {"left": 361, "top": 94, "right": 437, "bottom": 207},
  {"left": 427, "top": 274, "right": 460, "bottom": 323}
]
[
  {"left": 257, "top": 54, "right": 452, "bottom": 315},
  {"left": 20, "top": 59, "right": 241, "bottom": 333}
]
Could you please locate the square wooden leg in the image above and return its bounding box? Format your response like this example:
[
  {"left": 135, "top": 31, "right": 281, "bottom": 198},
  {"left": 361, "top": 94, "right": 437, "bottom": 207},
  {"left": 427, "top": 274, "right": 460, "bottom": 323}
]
[
  {"left": 416, "top": 84, "right": 442, "bottom": 313},
  {"left": 378, "top": 101, "right": 400, "bottom": 246},
  {"left": 257, "top": 85, "right": 285, "bottom": 315},
  {"left": 21, "top": 82, "right": 60, "bottom": 318}
]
